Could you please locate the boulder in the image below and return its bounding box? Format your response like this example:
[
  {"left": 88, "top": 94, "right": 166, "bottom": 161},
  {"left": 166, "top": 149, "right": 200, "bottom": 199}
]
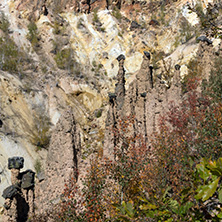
[
  {"left": 130, "top": 21, "right": 141, "bottom": 30},
  {"left": 197, "top": 36, "right": 212, "bottom": 45},
  {"left": 8, "top": 157, "right": 24, "bottom": 170},
  {"left": 175, "top": 64, "right": 181, "bottom": 70},
  {"left": 21, "top": 170, "right": 35, "bottom": 189},
  {"left": 2, "top": 185, "right": 17, "bottom": 199},
  {"left": 143, "top": 51, "right": 150, "bottom": 59},
  {"left": 116, "top": 54, "right": 125, "bottom": 61}
]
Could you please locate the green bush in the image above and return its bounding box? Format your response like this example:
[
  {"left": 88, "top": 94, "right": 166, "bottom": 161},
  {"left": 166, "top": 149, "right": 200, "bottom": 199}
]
[
  {"left": 77, "top": 18, "right": 85, "bottom": 29},
  {"left": 93, "top": 9, "right": 99, "bottom": 24},
  {"left": 0, "top": 12, "right": 10, "bottom": 33},
  {"left": 191, "top": 1, "right": 222, "bottom": 38},
  {"left": 31, "top": 114, "right": 51, "bottom": 150},
  {"left": 27, "top": 21, "right": 39, "bottom": 48},
  {"left": 182, "top": 56, "right": 202, "bottom": 93},
  {"left": 55, "top": 48, "right": 72, "bottom": 69},
  {"left": 112, "top": 7, "right": 122, "bottom": 20},
  {"left": 0, "top": 37, "right": 23, "bottom": 73},
  {"left": 34, "top": 159, "right": 42, "bottom": 174}
]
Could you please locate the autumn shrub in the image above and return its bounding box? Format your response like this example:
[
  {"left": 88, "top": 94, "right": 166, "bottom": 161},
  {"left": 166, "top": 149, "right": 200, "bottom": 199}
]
[
  {"left": 54, "top": 159, "right": 107, "bottom": 222},
  {"left": 55, "top": 55, "right": 222, "bottom": 221},
  {"left": 153, "top": 74, "right": 222, "bottom": 194},
  {"left": 109, "top": 116, "right": 151, "bottom": 202},
  {"left": 82, "top": 159, "right": 107, "bottom": 221},
  {"left": 56, "top": 176, "right": 85, "bottom": 221},
  {"left": 146, "top": 56, "right": 222, "bottom": 220}
]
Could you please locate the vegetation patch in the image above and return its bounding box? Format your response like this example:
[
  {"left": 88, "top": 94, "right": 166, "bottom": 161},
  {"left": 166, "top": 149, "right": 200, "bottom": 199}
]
[
  {"left": 31, "top": 113, "right": 51, "bottom": 150},
  {"left": 55, "top": 48, "right": 72, "bottom": 69},
  {"left": 0, "top": 12, "right": 10, "bottom": 33},
  {"left": 0, "top": 37, "right": 28, "bottom": 75},
  {"left": 92, "top": 9, "right": 105, "bottom": 32},
  {"left": 112, "top": 7, "right": 122, "bottom": 21},
  {"left": 34, "top": 159, "right": 42, "bottom": 174},
  {"left": 27, "top": 21, "right": 40, "bottom": 48}
]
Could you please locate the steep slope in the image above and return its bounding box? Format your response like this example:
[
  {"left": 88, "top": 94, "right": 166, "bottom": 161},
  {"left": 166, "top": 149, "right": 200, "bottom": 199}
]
[{"left": 0, "top": 0, "right": 222, "bottom": 219}]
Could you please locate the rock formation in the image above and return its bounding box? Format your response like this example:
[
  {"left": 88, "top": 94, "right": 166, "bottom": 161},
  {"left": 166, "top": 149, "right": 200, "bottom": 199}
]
[
  {"left": 35, "top": 108, "right": 81, "bottom": 212},
  {"left": 104, "top": 51, "right": 183, "bottom": 157},
  {"left": 2, "top": 157, "right": 35, "bottom": 222},
  {"left": 0, "top": 0, "right": 221, "bottom": 220},
  {"left": 126, "top": 51, "right": 153, "bottom": 143},
  {"left": 105, "top": 54, "right": 126, "bottom": 158},
  {"left": 115, "top": 54, "right": 126, "bottom": 112}
]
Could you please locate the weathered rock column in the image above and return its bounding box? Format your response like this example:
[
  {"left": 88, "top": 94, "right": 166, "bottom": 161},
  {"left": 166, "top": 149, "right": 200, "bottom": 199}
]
[
  {"left": 2, "top": 157, "right": 24, "bottom": 221},
  {"left": 196, "top": 36, "right": 213, "bottom": 79},
  {"left": 134, "top": 51, "right": 152, "bottom": 143},
  {"left": 115, "top": 54, "right": 126, "bottom": 113},
  {"left": 35, "top": 109, "right": 81, "bottom": 214},
  {"left": 103, "top": 54, "right": 126, "bottom": 159},
  {"left": 2, "top": 157, "right": 35, "bottom": 222},
  {"left": 174, "top": 64, "right": 181, "bottom": 87}
]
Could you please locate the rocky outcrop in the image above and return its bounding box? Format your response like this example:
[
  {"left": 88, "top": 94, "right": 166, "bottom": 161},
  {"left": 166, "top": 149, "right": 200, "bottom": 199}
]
[
  {"left": 35, "top": 109, "right": 81, "bottom": 212},
  {"left": 104, "top": 54, "right": 126, "bottom": 157},
  {"left": 2, "top": 157, "right": 35, "bottom": 222},
  {"left": 195, "top": 37, "right": 214, "bottom": 80},
  {"left": 125, "top": 51, "right": 153, "bottom": 143},
  {"left": 0, "top": 1, "right": 221, "bottom": 220},
  {"left": 104, "top": 51, "right": 183, "bottom": 157},
  {"left": 115, "top": 54, "right": 126, "bottom": 112}
]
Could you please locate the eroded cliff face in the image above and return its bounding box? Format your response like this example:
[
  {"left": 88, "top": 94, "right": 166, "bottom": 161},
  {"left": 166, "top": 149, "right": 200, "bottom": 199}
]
[
  {"left": 104, "top": 37, "right": 219, "bottom": 160},
  {"left": 0, "top": 0, "right": 221, "bottom": 219},
  {"left": 35, "top": 109, "right": 81, "bottom": 212}
]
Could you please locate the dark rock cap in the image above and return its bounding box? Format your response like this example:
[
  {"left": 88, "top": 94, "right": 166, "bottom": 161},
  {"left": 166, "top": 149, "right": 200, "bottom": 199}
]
[
  {"left": 108, "top": 92, "right": 116, "bottom": 103},
  {"left": 140, "top": 92, "right": 147, "bottom": 98},
  {"left": 144, "top": 51, "right": 151, "bottom": 59},
  {"left": 196, "top": 36, "right": 212, "bottom": 45},
  {"left": 21, "top": 169, "right": 35, "bottom": 189},
  {"left": 8, "top": 157, "right": 24, "bottom": 170},
  {"left": 116, "top": 54, "right": 125, "bottom": 62},
  {"left": 175, "top": 64, "right": 181, "bottom": 70},
  {"left": 130, "top": 20, "right": 141, "bottom": 30},
  {"left": 2, "top": 185, "right": 17, "bottom": 199}
]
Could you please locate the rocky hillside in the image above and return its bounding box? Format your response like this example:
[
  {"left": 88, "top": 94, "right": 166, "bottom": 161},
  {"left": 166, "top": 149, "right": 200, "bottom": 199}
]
[{"left": 0, "top": 0, "right": 222, "bottom": 220}]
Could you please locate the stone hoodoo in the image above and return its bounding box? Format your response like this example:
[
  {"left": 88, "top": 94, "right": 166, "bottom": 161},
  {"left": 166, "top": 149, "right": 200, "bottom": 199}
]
[
  {"left": 104, "top": 54, "right": 127, "bottom": 158},
  {"left": 124, "top": 51, "right": 152, "bottom": 144},
  {"left": 195, "top": 36, "right": 214, "bottom": 79},
  {"left": 115, "top": 54, "right": 126, "bottom": 112},
  {"left": 104, "top": 51, "right": 184, "bottom": 157},
  {"left": 35, "top": 109, "right": 81, "bottom": 213},
  {"left": 2, "top": 157, "right": 35, "bottom": 222},
  {"left": 173, "top": 64, "right": 181, "bottom": 86}
]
